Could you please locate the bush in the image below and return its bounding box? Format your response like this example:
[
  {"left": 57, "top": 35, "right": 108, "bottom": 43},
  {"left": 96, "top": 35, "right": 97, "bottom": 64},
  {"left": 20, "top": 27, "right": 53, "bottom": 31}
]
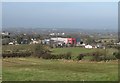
[
  {"left": 41, "top": 54, "right": 52, "bottom": 59},
  {"left": 91, "top": 53, "right": 101, "bottom": 61},
  {"left": 2, "top": 52, "right": 31, "bottom": 58},
  {"left": 51, "top": 52, "right": 71, "bottom": 60},
  {"left": 113, "top": 52, "right": 120, "bottom": 59},
  {"left": 90, "top": 49, "right": 116, "bottom": 62},
  {"left": 56, "top": 54, "right": 64, "bottom": 59},
  {"left": 64, "top": 52, "right": 72, "bottom": 60},
  {"left": 77, "top": 54, "right": 84, "bottom": 60},
  {"left": 33, "top": 44, "right": 51, "bottom": 58}
]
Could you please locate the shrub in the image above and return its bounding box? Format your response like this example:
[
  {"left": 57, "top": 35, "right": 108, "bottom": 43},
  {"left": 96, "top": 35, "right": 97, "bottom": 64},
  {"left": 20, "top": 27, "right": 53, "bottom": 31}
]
[
  {"left": 64, "top": 52, "right": 72, "bottom": 60},
  {"left": 113, "top": 52, "right": 120, "bottom": 59},
  {"left": 90, "top": 49, "right": 116, "bottom": 62},
  {"left": 33, "top": 44, "right": 51, "bottom": 58},
  {"left": 77, "top": 54, "right": 84, "bottom": 60},
  {"left": 2, "top": 52, "right": 31, "bottom": 58},
  {"left": 104, "top": 55, "right": 116, "bottom": 61},
  {"left": 41, "top": 54, "right": 52, "bottom": 59},
  {"left": 91, "top": 51, "right": 105, "bottom": 61},
  {"left": 41, "top": 52, "right": 72, "bottom": 60},
  {"left": 49, "top": 52, "right": 72, "bottom": 60},
  {"left": 57, "top": 54, "right": 64, "bottom": 59}
]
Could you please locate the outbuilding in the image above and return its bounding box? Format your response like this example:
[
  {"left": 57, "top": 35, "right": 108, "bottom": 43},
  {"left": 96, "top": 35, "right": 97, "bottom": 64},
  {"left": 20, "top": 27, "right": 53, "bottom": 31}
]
[{"left": 85, "top": 45, "right": 93, "bottom": 49}]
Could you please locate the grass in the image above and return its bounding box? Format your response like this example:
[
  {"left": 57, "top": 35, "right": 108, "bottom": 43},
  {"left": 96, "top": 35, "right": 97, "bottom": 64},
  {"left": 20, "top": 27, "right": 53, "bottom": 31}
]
[
  {"left": 2, "top": 44, "right": 37, "bottom": 53},
  {"left": 2, "top": 44, "right": 118, "bottom": 56},
  {"left": 2, "top": 44, "right": 118, "bottom": 81},
  {"left": 51, "top": 47, "right": 96, "bottom": 56},
  {"left": 0, "top": 58, "right": 2, "bottom": 82},
  {"left": 2, "top": 57, "right": 118, "bottom": 81}
]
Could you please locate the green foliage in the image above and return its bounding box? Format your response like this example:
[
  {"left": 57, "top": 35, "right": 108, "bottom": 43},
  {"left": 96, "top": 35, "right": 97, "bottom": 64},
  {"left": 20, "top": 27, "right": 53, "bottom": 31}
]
[
  {"left": 64, "top": 52, "right": 72, "bottom": 60},
  {"left": 113, "top": 51, "right": 120, "bottom": 59},
  {"left": 16, "top": 36, "right": 23, "bottom": 44},
  {"left": 2, "top": 44, "right": 118, "bottom": 61},
  {"left": 34, "top": 44, "right": 51, "bottom": 58},
  {"left": 91, "top": 50, "right": 104, "bottom": 61},
  {"left": 2, "top": 52, "right": 31, "bottom": 58},
  {"left": 76, "top": 54, "right": 84, "bottom": 60}
]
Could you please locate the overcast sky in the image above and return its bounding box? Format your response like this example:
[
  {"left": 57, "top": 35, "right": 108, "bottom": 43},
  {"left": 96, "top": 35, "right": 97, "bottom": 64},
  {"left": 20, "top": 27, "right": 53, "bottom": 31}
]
[{"left": 2, "top": 2, "right": 118, "bottom": 30}]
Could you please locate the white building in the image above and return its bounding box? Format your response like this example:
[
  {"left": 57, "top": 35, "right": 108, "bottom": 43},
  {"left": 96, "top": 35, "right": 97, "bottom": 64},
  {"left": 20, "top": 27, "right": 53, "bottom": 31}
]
[
  {"left": 30, "top": 39, "right": 41, "bottom": 44},
  {"left": 85, "top": 45, "right": 93, "bottom": 49},
  {"left": 51, "top": 38, "right": 68, "bottom": 44},
  {"left": 9, "top": 42, "right": 14, "bottom": 45}
]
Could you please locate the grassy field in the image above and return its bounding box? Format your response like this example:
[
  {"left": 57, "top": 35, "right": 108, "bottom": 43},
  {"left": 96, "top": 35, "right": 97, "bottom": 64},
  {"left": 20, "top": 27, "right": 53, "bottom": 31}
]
[
  {"left": 3, "top": 44, "right": 95, "bottom": 55},
  {"left": 51, "top": 47, "right": 96, "bottom": 56},
  {"left": 0, "top": 58, "right": 2, "bottom": 82},
  {"left": 2, "top": 44, "right": 118, "bottom": 56},
  {"left": 3, "top": 58, "right": 118, "bottom": 81},
  {"left": 2, "top": 44, "right": 118, "bottom": 81},
  {"left": 2, "top": 44, "right": 36, "bottom": 53}
]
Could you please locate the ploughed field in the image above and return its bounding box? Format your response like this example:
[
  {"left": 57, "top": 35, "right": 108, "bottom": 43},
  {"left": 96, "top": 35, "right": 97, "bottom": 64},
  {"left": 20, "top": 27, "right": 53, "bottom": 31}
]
[{"left": 3, "top": 58, "right": 118, "bottom": 81}]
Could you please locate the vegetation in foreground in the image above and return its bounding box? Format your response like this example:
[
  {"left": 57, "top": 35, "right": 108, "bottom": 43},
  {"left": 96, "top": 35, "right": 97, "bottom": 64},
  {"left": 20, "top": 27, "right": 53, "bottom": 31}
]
[
  {"left": 3, "top": 58, "right": 118, "bottom": 81},
  {"left": 2, "top": 44, "right": 119, "bottom": 61},
  {"left": 2, "top": 44, "right": 119, "bottom": 81}
]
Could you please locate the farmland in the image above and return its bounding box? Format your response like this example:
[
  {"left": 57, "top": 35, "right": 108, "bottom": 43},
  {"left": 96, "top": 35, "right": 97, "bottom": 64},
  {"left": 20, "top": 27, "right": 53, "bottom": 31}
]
[
  {"left": 52, "top": 47, "right": 96, "bottom": 56},
  {"left": 3, "top": 58, "right": 118, "bottom": 81},
  {"left": 2, "top": 2, "right": 119, "bottom": 81},
  {"left": 2, "top": 44, "right": 119, "bottom": 81},
  {"left": 2, "top": 44, "right": 118, "bottom": 56}
]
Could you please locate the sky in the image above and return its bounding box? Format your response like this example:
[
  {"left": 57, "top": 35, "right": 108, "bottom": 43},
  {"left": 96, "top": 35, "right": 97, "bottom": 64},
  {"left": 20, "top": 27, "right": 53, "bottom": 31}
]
[
  {"left": 2, "top": 2, "right": 118, "bottom": 30},
  {"left": 1, "top": 0, "right": 119, "bottom": 2}
]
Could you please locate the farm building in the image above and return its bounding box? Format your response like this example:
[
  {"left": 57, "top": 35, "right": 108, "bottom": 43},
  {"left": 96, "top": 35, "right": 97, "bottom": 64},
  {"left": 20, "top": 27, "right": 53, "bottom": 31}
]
[
  {"left": 85, "top": 45, "right": 93, "bottom": 49},
  {"left": 42, "top": 39, "right": 50, "bottom": 45},
  {"left": 51, "top": 37, "right": 76, "bottom": 45},
  {"left": 51, "top": 38, "right": 68, "bottom": 44}
]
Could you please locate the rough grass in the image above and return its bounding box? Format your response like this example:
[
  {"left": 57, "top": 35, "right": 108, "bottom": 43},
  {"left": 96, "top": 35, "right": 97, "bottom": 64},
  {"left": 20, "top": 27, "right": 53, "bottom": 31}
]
[
  {"left": 52, "top": 47, "right": 118, "bottom": 56},
  {"left": 2, "top": 44, "right": 36, "bottom": 52},
  {"left": 51, "top": 47, "right": 95, "bottom": 56},
  {"left": 2, "top": 58, "right": 118, "bottom": 81},
  {"left": 0, "top": 58, "right": 2, "bottom": 82},
  {"left": 2, "top": 44, "right": 118, "bottom": 56}
]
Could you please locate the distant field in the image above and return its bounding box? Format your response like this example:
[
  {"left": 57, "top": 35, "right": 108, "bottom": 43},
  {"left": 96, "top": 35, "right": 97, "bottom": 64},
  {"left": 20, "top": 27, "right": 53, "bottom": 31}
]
[{"left": 2, "top": 58, "right": 118, "bottom": 81}]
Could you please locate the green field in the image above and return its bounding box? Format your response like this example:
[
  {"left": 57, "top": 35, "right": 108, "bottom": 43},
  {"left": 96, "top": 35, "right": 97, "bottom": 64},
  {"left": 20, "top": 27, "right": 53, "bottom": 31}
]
[
  {"left": 2, "top": 44, "right": 99, "bottom": 54},
  {"left": 2, "top": 44, "right": 118, "bottom": 56},
  {"left": 0, "top": 59, "right": 2, "bottom": 82},
  {"left": 2, "top": 44, "right": 36, "bottom": 53},
  {"left": 52, "top": 47, "right": 96, "bottom": 56},
  {"left": 2, "top": 44, "right": 118, "bottom": 81},
  {"left": 3, "top": 58, "right": 118, "bottom": 81}
]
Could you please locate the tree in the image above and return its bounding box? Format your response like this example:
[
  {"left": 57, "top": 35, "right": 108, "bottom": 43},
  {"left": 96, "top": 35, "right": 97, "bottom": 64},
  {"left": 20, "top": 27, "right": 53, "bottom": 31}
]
[
  {"left": 113, "top": 51, "right": 120, "bottom": 59},
  {"left": 86, "top": 37, "right": 95, "bottom": 44},
  {"left": 16, "top": 36, "right": 23, "bottom": 44},
  {"left": 34, "top": 44, "right": 51, "bottom": 58}
]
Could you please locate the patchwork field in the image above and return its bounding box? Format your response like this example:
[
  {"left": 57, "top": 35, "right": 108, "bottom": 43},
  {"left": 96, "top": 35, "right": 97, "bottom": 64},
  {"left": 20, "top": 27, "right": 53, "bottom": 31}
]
[{"left": 2, "top": 58, "right": 118, "bottom": 81}]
